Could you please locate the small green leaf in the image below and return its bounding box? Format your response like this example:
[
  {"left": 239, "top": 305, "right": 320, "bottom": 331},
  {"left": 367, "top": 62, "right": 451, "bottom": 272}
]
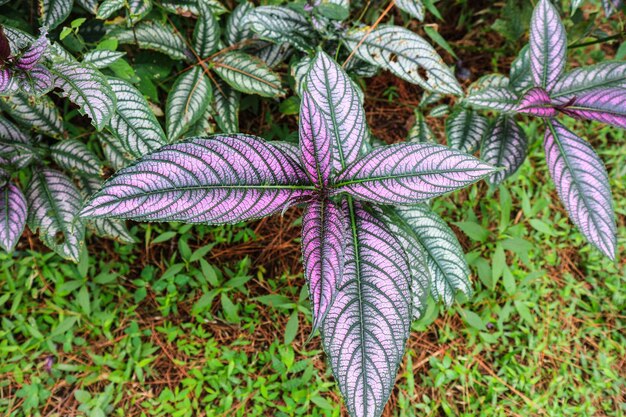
[{"left": 284, "top": 311, "right": 299, "bottom": 344}]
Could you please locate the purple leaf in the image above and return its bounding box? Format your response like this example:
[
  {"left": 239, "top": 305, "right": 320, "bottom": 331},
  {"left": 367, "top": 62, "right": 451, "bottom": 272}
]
[
  {"left": 81, "top": 135, "right": 314, "bottom": 224},
  {"left": 15, "top": 29, "right": 48, "bottom": 70},
  {"left": 481, "top": 115, "right": 528, "bottom": 186},
  {"left": 322, "top": 200, "right": 411, "bottom": 417},
  {"left": 529, "top": 0, "right": 567, "bottom": 91},
  {"left": 299, "top": 90, "right": 332, "bottom": 187},
  {"left": 552, "top": 62, "right": 626, "bottom": 102},
  {"left": 0, "top": 68, "right": 12, "bottom": 93},
  {"left": 332, "top": 143, "right": 495, "bottom": 205},
  {"left": 0, "top": 182, "right": 27, "bottom": 252},
  {"left": 560, "top": 87, "right": 626, "bottom": 129},
  {"left": 17, "top": 64, "right": 52, "bottom": 96},
  {"left": 545, "top": 120, "right": 616, "bottom": 259},
  {"left": 516, "top": 87, "right": 557, "bottom": 117},
  {"left": 302, "top": 199, "right": 348, "bottom": 333},
  {"left": 305, "top": 51, "right": 367, "bottom": 172}
]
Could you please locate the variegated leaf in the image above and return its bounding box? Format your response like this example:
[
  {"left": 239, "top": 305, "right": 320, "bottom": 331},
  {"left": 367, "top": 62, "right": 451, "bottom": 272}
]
[
  {"left": 225, "top": 1, "right": 253, "bottom": 46},
  {"left": 213, "top": 51, "right": 285, "bottom": 98},
  {"left": 0, "top": 183, "right": 27, "bottom": 252},
  {"left": 110, "top": 21, "right": 192, "bottom": 61},
  {"left": 15, "top": 30, "right": 48, "bottom": 71},
  {"left": 332, "top": 143, "right": 495, "bottom": 204},
  {"left": 166, "top": 67, "right": 212, "bottom": 141},
  {"left": 245, "top": 6, "right": 314, "bottom": 53},
  {"left": 509, "top": 45, "right": 533, "bottom": 94},
  {"left": 393, "top": 204, "right": 471, "bottom": 305},
  {"left": 51, "top": 61, "right": 116, "bottom": 131},
  {"left": 185, "top": 107, "right": 215, "bottom": 138},
  {"left": 51, "top": 140, "right": 102, "bottom": 176},
  {"left": 76, "top": 0, "right": 98, "bottom": 14},
  {"left": 603, "top": 0, "right": 623, "bottom": 16},
  {"left": 561, "top": 87, "right": 626, "bottom": 129},
  {"left": 552, "top": 62, "right": 626, "bottom": 102},
  {"left": 17, "top": 65, "right": 53, "bottom": 97},
  {"left": 396, "top": 0, "right": 425, "bottom": 20},
  {"left": 322, "top": 200, "right": 411, "bottom": 417},
  {"left": 211, "top": 80, "right": 240, "bottom": 133},
  {"left": 302, "top": 199, "right": 348, "bottom": 332},
  {"left": 97, "top": 0, "right": 125, "bottom": 19},
  {"left": 82, "top": 50, "right": 126, "bottom": 68},
  {"left": 194, "top": 0, "right": 219, "bottom": 58},
  {"left": 446, "top": 108, "right": 488, "bottom": 153},
  {"left": 305, "top": 51, "right": 367, "bottom": 172},
  {"left": 464, "top": 87, "right": 519, "bottom": 113},
  {"left": 299, "top": 91, "right": 332, "bottom": 187},
  {"left": 292, "top": 56, "right": 313, "bottom": 96},
  {"left": 529, "top": 0, "right": 566, "bottom": 91},
  {"left": 98, "top": 132, "right": 134, "bottom": 170},
  {"left": 516, "top": 87, "right": 556, "bottom": 117},
  {"left": 1, "top": 93, "right": 64, "bottom": 138},
  {"left": 407, "top": 110, "right": 435, "bottom": 143},
  {"left": 481, "top": 115, "right": 527, "bottom": 186},
  {"left": 0, "top": 115, "right": 36, "bottom": 168},
  {"left": 159, "top": 0, "right": 227, "bottom": 16},
  {"left": 80, "top": 135, "right": 312, "bottom": 223},
  {"left": 128, "top": 0, "right": 152, "bottom": 21},
  {"left": 253, "top": 42, "right": 292, "bottom": 68},
  {"left": 344, "top": 25, "right": 463, "bottom": 96},
  {"left": 108, "top": 78, "right": 167, "bottom": 158},
  {"left": 545, "top": 120, "right": 616, "bottom": 259},
  {"left": 27, "top": 168, "right": 85, "bottom": 262},
  {"left": 39, "top": 0, "right": 73, "bottom": 29}
]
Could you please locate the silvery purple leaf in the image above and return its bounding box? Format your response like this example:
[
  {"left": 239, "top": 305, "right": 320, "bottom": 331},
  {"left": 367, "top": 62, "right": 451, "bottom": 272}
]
[
  {"left": 551, "top": 62, "right": 626, "bottom": 103},
  {"left": 0, "top": 182, "right": 27, "bottom": 252},
  {"left": 50, "top": 139, "right": 102, "bottom": 176},
  {"left": 464, "top": 87, "right": 519, "bottom": 113},
  {"left": 26, "top": 167, "right": 85, "bottom": 262},
  {"left": 0, "top": 93, "right": 64, "bottom": 138},
  {"left": 509, "top": 45, "right": 533, "bottom": 94},
  {"left": 0, "top": 68, "right": 15, "bottom": 94},
  {"left": 332, "top": 143, "right": 495, "bottom": 205},
  {"left": 481, "top": 115, "right": 528, "bottom": 186},
  {"left": 80, "top": 135, "right": 313, "bottom": 224},
  {"left": 516, "top": 87, "right": 556, "bottom": 117},
  {"left": 302, "top": 199, "right": 348, "bottom": 333},
  {"left": 299, "top": 91, "right": 332, "bottom": 187},
  {"left": 15, "top": 29, "right": 48, "bottom": 70},
  {"left": 305, "top": 51, "right": 367, "bottom": 173},
  {"left": 17, "top": 65, "right": 52, "bottom": 96},
  {"left": 603, "top": 0, "right": 623, "bottom": 16},
  {"left": 322, "top": 200, "right": 411, "bottom": 417},
  {"left": 545, "top": 120, "right": 616, "bottom": 259},
  {"left": 560, "top": 88, "right": 626, "bottom": 129},
  {"left": 529, "top": 0, "right": 566, "bottom": 91},
  {"left": 446, "top": 108, "right": 488, "bottom": 153}
]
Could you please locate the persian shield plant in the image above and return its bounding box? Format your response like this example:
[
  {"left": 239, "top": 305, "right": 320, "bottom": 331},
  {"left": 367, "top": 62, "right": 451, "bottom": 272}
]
[{"left": 81, "top": 51, "right": 495, "bottom": 417}]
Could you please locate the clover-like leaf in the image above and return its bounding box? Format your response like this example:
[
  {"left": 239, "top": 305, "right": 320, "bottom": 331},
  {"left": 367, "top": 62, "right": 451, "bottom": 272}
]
[
  {"left": 332, "top": 143, "right": 495, "bottom": 205},
  {"left": 446, "top": 108, "right": 488, "bottom": 153},
  {"left": 245, "top": 6, "right": 314, "bottom": 53},
  {"left": 39, "top": 0, "right": 73, "bottom": 29},
  {"left": 545, "top": 120, "right": 616, "bottom": 259},
  {"left": 551, "top": 62, "right": 626, "bottom": 102},
  {"left": 81, "top": 135, "right": 313, "bottom": 223},
  {"left": 560, "top": 87, "right": 626, "bottom": 129},
  {"left": 213, "top": 51, "right": 285, "bottom": 98},
  {"left": 51, "top": 139, "right": 102, "bottom": 176},
  {"left": 529, "top": 0, "right": 566, "bottom": 91},
  {"left": 110, "top": 21, "right": 192, "bottom": 61},
  {"left": 516, "top": 87, "right": 556, "bottom": 117},
  {"left": 1, "top": 93, "right": 64, "bottom": 138},
  {"left": 299, "top": 91, "right": 332, "bottom": 187},
  {"left": 344, "top": 25, "right": 463, "bottom": 96},
  {"left": 166, "top": 67, "right": 212, "bottom": 141},
  {"left": 322, "top": 200, "right": 411, "bottom": 417},
  {"left": 481, "top": 115, "right": 527, "bottom": 186},
  {"left": 0, "top": 182, "right": 27, "bottom": 253}
]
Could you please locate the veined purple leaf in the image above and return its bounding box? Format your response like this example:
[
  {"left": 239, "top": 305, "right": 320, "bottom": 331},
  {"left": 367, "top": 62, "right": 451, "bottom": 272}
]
[
  {"left": 166, "top": 66, "right": 212, "bottom": 141},
  {"left": 0, "top": 182, "right": 27, "bottom": 252},
  {"left": 545, "top": 120, "right": 616, "bottom": 259},
  {"left": 0, "top": 68, "right": 12, "bottom": 94},
  {"left": 26, "top": 167, "right": 85, "bottom": 262},
  {"left": 481, "top": 115, "right": 528, "bottom": 186},
  {"left": 299, "top": 91, "right": 332, "bottom": 187},
  {"left": 322, "top": 200, "right": 411, "bottom": 417},
  {"left": 0, "top": 93, "right": 64, "bottom": 138},
  {"left": 445, "top": 108, "right": 488, "bottom": 153},
  {"left": 560, "top": 88, "right": 626, "bottom": 129},
  {"left": 302, "top": 199, "right": 348, "bottom": 333},
  {"left": 603, "top": 0, "right": 623, "bottom": 16},
  {"left": 529, "top": 0, "right": 566, "bottom": 91},
  {"left": 464, "top": 87, "right": 519, "bottom": 113},
  {"left": 509, "top": 45, "right": 533, "bottom": 94},
  {"left": 305, "top": 51, "right": 367, "bottom": 172},
  {"left": 80, "top": 135, "right": 313, "bottom": 223},
  {"left": 332, "top": 143, "right": 495, "bottom": 205},
  {"left": 17, "top": 65, "right": 52, "bottom": 96},
  {"left": 15, "top": 29, "right": 48, "bottom": 70},
  {"left": 50, "top": 139, "right": 102, "bottom": 176},
  {"left": 516, "top": 87, "right": 556, "bottom": 117},
  {"left": 552, "top": 62, "right": 626, "bottom": 102}
]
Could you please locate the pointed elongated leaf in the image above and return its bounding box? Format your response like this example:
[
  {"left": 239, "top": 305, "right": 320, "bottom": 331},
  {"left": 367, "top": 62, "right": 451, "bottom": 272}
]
[
  {"left": 561, "top": 88, "right": 626, "bottom": 129},
  {"left": 166, "top": 67, "right": 212, "bottom": 141},
  {"left": 211, "top": 80, "right": 240, "bottom": 133},
  {"left": 110, "top": 21, "right": 192, "bottom": 61},
  {"left": 0, "top": 69, "right": 14, "bottom": 95},
  {"left": 80, "top": 135, "right": 312, "bottom": 223},
  {"left": 98, "top": 132, "right": 134, "bottom": 170},
  {"left": 481, "top": 115, "right": 527, "bottom": 186},
  {"left": 396, "top": 0, "right": 425, "bottom": 20},
  {"left": 128, "top": 0, "right": 152, "bottom": 21},
  {"left": 322, "top": 200, "right": 411, "bottom": 417},
  {"left": 603, "top": 0, "right": 623, "bottom": 16},
  {"left": 464, "top": 87, "right": 519, "bottom": 113},
  {"left": 394, "top": 204, "right": 471, "bottom": 305},
  {"left": 51, "top": 61, "right": 116, "bottom": 131},
  {"left": 194, "top": 0, "right": 219, "bottom": 58},
  {"left": 0, "top": 115, "right": 35, "bottom": 167},
  {"left": 299, "top": 91, "right": 332, "bottom": 187},
  {"left": 446, "top": 108, "right": 488, "bottom": 153},
  {"left": 0, "top": 183, "right": 27, "bottom": 252},
  {"left": 253, "top": 42, "right": 292, "bottom": 68},
  {"left": 545, "top": 120, "right": 616, "bottom": 259},
  {"left": 225, "top": 1, "right": 253, "bottom": 46},
  {"left": 15, "top": 30, "right": 48, "bottom": 71},
  {"left": 97, "top": 0, "right": 124, "bottom": 19},
  {"left": 516, "top": 87, "right": 556, "bottom": 117},
  {"left": 407, "top": 110, "right": 435, "bottom": 143},
  {"left": 332, "top": 143, "right": 495, "bottom": 205},
  {"left": 302, "top": 199, "right": 347, "bottom": 332},
  {"left": 82, "top": 50, "right": 125, "bottom": 68},
  {"left": 509, "top": 45, "right": 533, "bottom": 94},
  {"left": 344, "top": 25, "right": 462, "bottom": 96},
  {"left": 108, "top": 78, "right": 167, "bottom": 158},
  {"left": 27, "top": 168, "right": 84, "bottom": 262},
  {"left": 76, "top": 0, "right": 98, "bottom": 14},
  {"left": 305, "top": 51, "right": 367, "bottom": 172},
  {"left": 213, "top": 51, "right": 285, "bottom": 98},
  {"left": 552, "top": 62, "right": 626, "bottom": 102},
  {"left": 39, "top": 0, "right": 73, "bottom": 29},
  {"left": 529, "top": 0, "right": 566, "bottom": 91},
  {"left": 17, "top": 65, "right": 53, "bottom": 97},
  {"left": 1, "top": 93, "right": 64, "bottom": 138},
  {"left": 245, "top": 6, "right": 314, "bottom": 53},
  {"left": 159, "top": 0, "right": 227, "bottom": 16},
  {"left": 51, "top": 140, "right": 102, "bottom": 176}
]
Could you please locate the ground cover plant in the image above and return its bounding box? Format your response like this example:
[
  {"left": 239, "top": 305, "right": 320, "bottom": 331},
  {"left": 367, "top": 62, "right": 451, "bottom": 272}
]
[{"left": 0, "top": 0, "right": 625, "bottom": 416}]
